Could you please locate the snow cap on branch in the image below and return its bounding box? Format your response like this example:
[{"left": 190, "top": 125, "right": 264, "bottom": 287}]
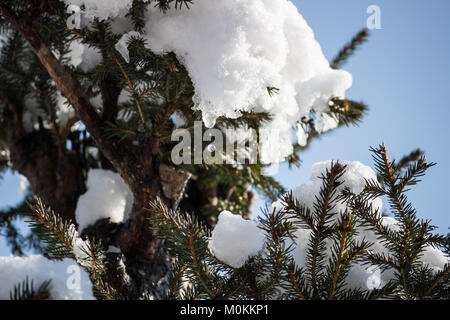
[
  {"left": 75, "top": 169, "right": 133, "bottom": 231},
  {"left": 0, "top": 255, "right": 94, "bottom": 300},
  {"left": 65, "top": 0, "right": 352, "bottom": 163},
  {"left": 274, "top": 160, "right": 383, "bottom": 215},
  {"left": 144, "top": 0, "right": 352, "bottom": 162},
  {"left": 277, "top": 160, "right": 385, "bottom": 289},
  {"left": 208, "top": 210, "right": 265, "bottom": 268},
  {"left": 275, "top": 160, "right": 449, "bottom": 290},
  {"left": 63, "top": 0, "right": 134, "bottom": 21}
]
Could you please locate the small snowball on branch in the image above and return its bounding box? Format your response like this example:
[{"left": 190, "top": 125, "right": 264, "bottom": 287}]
[
  {"left": 208, "top": 210, "right": 265, "bottom": 268},
  {"left": 75, "top": 169, "right": 133, "bottom": 231}
]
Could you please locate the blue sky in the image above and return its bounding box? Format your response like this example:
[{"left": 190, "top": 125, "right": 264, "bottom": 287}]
[{"left": 1, "top": 0, "right": 449, "bottom": 255}]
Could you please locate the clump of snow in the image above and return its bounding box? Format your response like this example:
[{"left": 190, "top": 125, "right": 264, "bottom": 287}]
[
  {"left": 171, "top": 111, "right": 187, "bottom": 128},
  {"left": 66, "top": 40, "right": 102, "bottom": 72},
  {"left": 67, "top": 224, "right": 96, "bottom": 269},
  {"left": 22, "top": 96, "right": 50, "bottom": 133},
  {"left": 218, "top": 124, "right": 258, "bottom": 168},
  {"left": 19, "top": 174, "right": 30, "bottom": 195},
  {"left": 0, "top": 32, "right": 8, "bottom": 59},
  {"left": 419, "top": 245, "right": 449, "bottom": 272},
  {"left": 75, "top": 169, "right": 134, "bottom": 231},
  {"left": 78, "top": 44, "right": 102, "bottom": 72},
  {"left": 67, "top": 39, "right": 84, "bottom": 68},
  {"left": 209, "top": 210, "right": 265, "bottom": 268},
  {"left": 55, "top": 91, "right": 75, "bottom": 127},
  {"left": 0, "top": 255, "right": 94, "bottom": 300},
  {"left": 57, "top": 1, "right": 351, "bottom": 163},
  {"left": 314, "top": 113, "right": 339, "bottom": 134},
  {"left": 63, "top": 0, "right": 133, "bottom": 21},
  {"left": 296, "top": 124, "right": 308, "bottom": 147},
  {"left": 346, "top": 263, "right": 382, "bottom": 290},
  {"left": 281, "top": 160, "right": 386, "bottom": 290},
  {"left": 273, "top": 160, "right": 383, "bottom": 216},
  {"left": 144, "top": 0, "right": 352, "bottom": 162}
]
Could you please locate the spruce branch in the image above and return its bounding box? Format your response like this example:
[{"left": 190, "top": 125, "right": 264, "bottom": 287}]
[
  {"left": 149, "top": 198, "right": 220, "bottom": 298},
  {"left": 329, "top": 98, "right": 368, "bottom": 126},
  {"left": 345, "top": 144, "right": 448, "bottom": 299},
  {"left": 28, "top": 198, "right": 122, "bottom": 300},
  {"left": 286, "top": 264, "right": 309, "bottom": 300},
  {"left": 0, "top": 195, "right": 39, "bottom": 255},
  {"left": 282, "top": 192, "right": 316, "bottom": 231},
  {"left": 256, "top": 207, "right": 295, "bottom": 299},
  {"left": 395, "top": 149, "right": 424, "bottom": 173},
  {"left": 155, "top": 0, "right": 194, "bottom": 12},
  {"left": 331, "top": 28, "right": 370, "bottom": 69},
  {"left": 326, "top": 213, "right": 366, "bottom": 299},
  {"left": 127, "top": 0, "right": 150, "bottom": 32},
  {"left": 112, "top": 53, "right": 147, "bottom": 129},
  {"left": 307, "top": 162, "right": 346, "bottom": 294},
  {"left": 9, "top": 277, "right": 51, "bottom": 300},
  {"left": 0, "top": 2, "right": 146, "bottom": 189},
  {"left": 29, "top": 197, "right": 77, "bottom": 260},
  {"left": 164, "top": 260, "right": 186, "bottom": 299}
]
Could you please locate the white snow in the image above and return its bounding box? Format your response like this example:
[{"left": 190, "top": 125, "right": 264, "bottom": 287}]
[
  {"left": 56, "top": 1, "right": 352, "bottom": 163},
  {"left": 279, "top": 161, "right": 384, "bottom": 289},
  {"left": 208, "top": 210, "right": 265, "bottom": 268},
  {"left": 66, "top": 39, "right": 102, "bottom": 72},
  {"left": 0, "top": 255, "right": 94, "bottom": 300},
  {"left": 171, "top": 111, "right": 187, "bottom": 128},
  {"left": 0, "top": 32, "right": 7, "bottom": 59},
  {"left": 19, "top": 174, "right": 30, "bottom": 195},
  {"left": 272, "top": 160, "right": 449, "bottom": 290},
  {"left": 78, "top": 44, "right": 103, "bottom": 72},
  {"left": 75, "top": 169, "right": 134, "bottom": 231},
  {"left": 296, "top": 124, "right": 308, "bottom": 147},
  {"left": 115, "top": 31, "right": 147, "bottom": 63},
  {"left": 273, "top": 160, "right": 383, "bottom": 216},
  {"left": 0, "top": 31, "right": 11, "bottom": 62},
  {"left": 314, "top": 113, "right": 339, "bottom": 134},
  {"left": 419, "top": 245, "right": 449, "bottom": 272},
  {"left": 346, "top": 263, "right": 381, "bottom": 291},
  {"left": 55, "top": 91, "right": 75, "bottom": 127},
  {"left": 66, "top": 223, "right": 95, "bottom": 269},
  {"left": 63, "top": 0, "right": 133, "bottom": 21},
  {"left": 67, "top": 39, "right": 84, "bottom": 68}
]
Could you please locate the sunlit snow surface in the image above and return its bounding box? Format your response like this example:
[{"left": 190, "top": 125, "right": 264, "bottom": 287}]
[
  {"left": 62, "top": 0, "right": 352, "bottom": 163},
  {"left": 0, "top": 255, "right": 94, "bottom": 300}
]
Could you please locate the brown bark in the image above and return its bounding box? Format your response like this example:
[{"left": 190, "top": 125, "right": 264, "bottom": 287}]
[
  {"left": 0, "top": 3, "right": 196, "bottom": 298},
  {"left": 1, "top": 90, "right": 85, "bottom": 222}
]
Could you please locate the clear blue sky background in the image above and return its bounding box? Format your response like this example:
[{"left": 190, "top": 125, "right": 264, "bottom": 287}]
[{"left": 1, "top": 0, "right": 449, "bottom": 255}]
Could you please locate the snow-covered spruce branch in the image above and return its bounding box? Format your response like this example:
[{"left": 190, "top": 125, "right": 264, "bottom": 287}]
[
  {"left": 1, "top": 145, "right": 448, "bottom": 300},
  {"left": 342, "top": 144, "right": 449, "bottom": 299},
  {"left": 148, "top": 145, "right": 449, "bottom": 300},
  {"left": 29, "top": 198, "right": 121, "bottom": 300},
  {"left": 0, "top": 0, "right": 448, "bottom": 300},
  {"left": 331, "top": 29, "right": 370, "bottom": 70}
]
